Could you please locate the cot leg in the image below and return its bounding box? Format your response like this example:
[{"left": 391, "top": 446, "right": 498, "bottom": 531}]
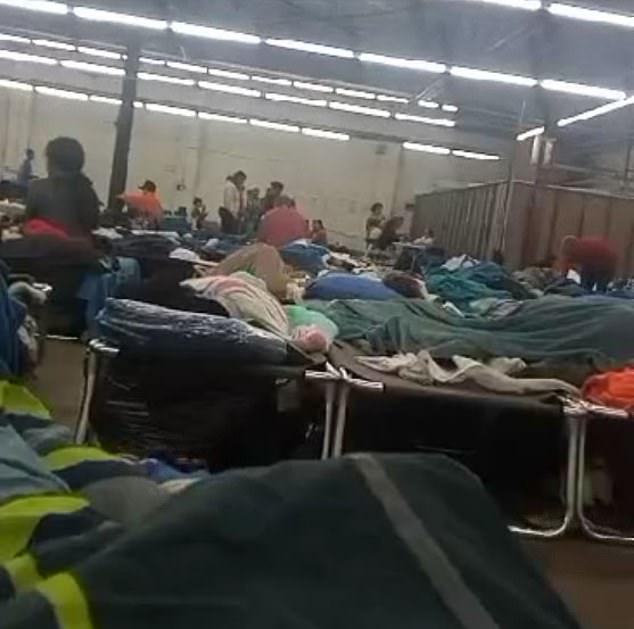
[
  {"left": 321, "top": 381, "right": 336, "bottom": 460},
  {"left": 74, "top": 347, "right": 98, "bottom": 444},
  {"left": 332, "top": 384, "right": 350, "bottom": 458}
]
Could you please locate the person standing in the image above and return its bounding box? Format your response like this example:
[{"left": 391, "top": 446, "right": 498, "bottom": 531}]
[
  {"left": 15, "top": 148, "right": 35, "bottom": 196},
  {"left": 262, "top": 181, "right": 284, "bottom": 214},
  {"left": 191, "top": 197, "right": 208, "bottom": 230},
  {"left": 24, "top": 137, "right": 100, "bottom": 239},
  {"left": 366, "top": 202, "right": 386, "bottom": 245},
  {"left": 220, "top": 171, "right": 246, "bottom": 234},
  {"left": 119, "top": 180, "right": 163, "bottom": 225},
  {"left": 559, "top": 235, "right": 617, "bottom": 292}
]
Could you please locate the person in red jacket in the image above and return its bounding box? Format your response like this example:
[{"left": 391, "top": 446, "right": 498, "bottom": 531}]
[
  {"left": 257, "top": 196, "right": 309, "bottom": 248},
  {"left": 560, "top": 235, "right": 617, "bottom": 292}
]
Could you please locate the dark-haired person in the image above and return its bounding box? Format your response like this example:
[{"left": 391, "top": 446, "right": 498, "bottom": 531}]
[
  {"left": 311, "top": 219, "right": 328, "bottom": 247},
  {"left": 119, "top": 179, "right": 163, "bottom": 225},
  {"left": 262, "top": 181, "right": 284, "bottom": 214},
  {"left": 366, "top": 202, "right": 385, "bottom": 247},
  {"left": 191, "top": 196, "right": 208, "bottom": 230},
  {"left": 220, "top": 171, "right": 246, "bottom": 234},
  {"left": 15, "top": 148, "right": 35, "bottom": 196},
  {"left": 560, "top": 235, "right": 617, "bottom": 293},
  {"left": 24, "top": 137, "right": 100, "bottom": 239}
]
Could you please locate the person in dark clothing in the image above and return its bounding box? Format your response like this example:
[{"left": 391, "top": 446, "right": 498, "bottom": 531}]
[
  {"left": 16, "top": 148, "right": 35, "bottom": 192},
  {"left": 310, "top": 219, "right": 328, "bottom": 246},
  {"left": 376, "top": 216, "right": 404, "bottom": 251},
  {"left": 261, "top": 181, "right": 284, "bottom": 214},
  {"left": 560, "top": 235, "right": 618, "bottom": 293},
  {"left": 366, "top": 202, "right": 386, "bottom": 245},
  {"left": 25, "top": 137, "right": 100, "bottom": 239}
]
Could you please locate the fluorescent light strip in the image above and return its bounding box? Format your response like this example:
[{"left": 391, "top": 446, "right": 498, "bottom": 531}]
[
  {"left": 516, "top": 126, "right": 545, "bottom": 141},
  {"left": 73, "top": 6, "right": 167, "bottom": 30},
  {"left": 0, "top": 78, "right": 33, "bottom": 91},
  {"left": 77, "top": 46, "right": 121, "bottom": 60},
  {"left": 293, "top": 81, "right": 333, "bottom": 93},
  {"left": 199, "top": 111, "right": 248, "bottom": 124},
  {"left": 0, "top": 0, "right": 67, "bottom": 14},
  {"left": 403, "top": 142, "right": 451, "bottom": 155},
  {"left": 61, "top": 60, "right": 124, "bottom": 76},
  {"left": 329, "top": 101, "right": 390, "bottom": 118},
  {"left": 442, "top": 104, "right": 459, "bottom": 113},
  {"left": 377, "top": 94, "right": 409, "bottom": 104},
  {"left": 266, "top": 38, "right": 354, "bottom": 59},
  {"left": 302, "top": 128, "right": 349, "bottom": 141},
  {"left": 395, "top": 113, "right": 456, "bottom": 127},
  {"left": 358, "top": 53, "right": 446, "bottom": 74},
  {"left": 418, "top": 99, "right": 440, "bottom": 109},
  {"left": 452, "top": 149, "right": 500, "bottom": 160},
  {"left": 33, "top": 38, "right": 75, "bottom": 50},
  {"left": 462, "top": 0, "right": 540, "bottom": 9},
  {"left": 207, "top": 68, "right": 250, "bottom": 80},
  {"left": 540, "top": 79, "right": 625, "bottom": 101},
  {"left": 198, "top": 80, "right": 260, "bottom": 97},
  {"left": 0, "top": 49, "right": 57, "bottom": 65},
  {"left": 170, "top": 21, "right": 260, "bottom": 44},
  {"left": 0, "top": 33, "right": 30, "bottom": 43},
  {"left": 251, "top": 75, "right": 292, "bottom": 87},
  {"left": 146, "top": 102, "right": 196, "bottom": 118},
  {"left": 335, "top": 87, "right": 376, "bottom": 100},
  {"left": 89, "top": 94, "right": 121, "bottom": 105},
  {"left": 138, "top": 72, "right": 194, "bottom": 86},
  {"left": 140, "top": 57, "right": 165, "bottom": 66},
  {"left": 549, "top": 3, "right": 634, "bottom": 29},
  {"left": 134, "top": 101, "right": 144, "bottom": 109},
  {"left": 265, "top": 93, "right": 327, "bottom": 107},
  {"left": 557, "top": 96, "right": 634, "bottom": 127},
  {"left": 450, "top": 66, "right": 537, "bottom": 86},
  {"left": 35, "top": 85, "right": 88, "bottom": 101},
  {"left": 250, "top": 118, "right": 300, "bottom": 133},
  {"left": 167, "top": 61, "right": 207, "bottom": 74}
]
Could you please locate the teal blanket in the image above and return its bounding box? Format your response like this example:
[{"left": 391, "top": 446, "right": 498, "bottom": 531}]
[{"left": 306, "top": 296, "right": 634, "bottom": 363}]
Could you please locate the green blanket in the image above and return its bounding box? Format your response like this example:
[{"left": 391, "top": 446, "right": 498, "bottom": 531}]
[{"left": 306, "top": 296, "right": 634, "bottom": 363}]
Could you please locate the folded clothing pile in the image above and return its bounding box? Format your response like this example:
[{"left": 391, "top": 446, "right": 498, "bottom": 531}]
[{"left": 584, "top": 367, "right": 634, "bottom": 411}]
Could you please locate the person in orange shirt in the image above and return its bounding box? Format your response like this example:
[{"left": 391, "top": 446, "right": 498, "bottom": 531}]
[{"left": 119, "top": 180, "right": 164, "bottom": 224}]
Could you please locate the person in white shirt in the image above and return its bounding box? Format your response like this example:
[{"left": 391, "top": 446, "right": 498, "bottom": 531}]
[{"left": 220, "top": 170, "right": 247, "bottom": 233}]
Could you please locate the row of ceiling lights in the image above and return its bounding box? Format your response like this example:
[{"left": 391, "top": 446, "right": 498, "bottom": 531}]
[
  {"left": 0, "top": 1, "right": 628, "bottom": 107},
  {"left": 0, "top": 76, "right": 500, "bottom": 161}
]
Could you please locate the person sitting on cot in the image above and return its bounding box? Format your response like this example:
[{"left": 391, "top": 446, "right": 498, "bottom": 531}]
[{"left": 559, "top": 235, "right": 617, "bottom": 293}]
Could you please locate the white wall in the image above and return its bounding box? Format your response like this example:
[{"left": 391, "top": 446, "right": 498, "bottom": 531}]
[{"left": 0, "top": 79, "right": 507, "bottom": 246}]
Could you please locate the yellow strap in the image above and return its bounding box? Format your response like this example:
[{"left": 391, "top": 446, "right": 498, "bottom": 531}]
[
  {"left": 38, "top": 573, "right": 94, "bottom": 629},
  {"left": 0, "top": 495, "right": 89, "bottom": 563},
  {"left": 44, "top": 447, "right": 117, "bottom": 472},
  {"left": 0, "top": 381, "right": 51, "bottom": 419},
  {"left": 4, "top": 553, "right": 41, "bottom": 592}
]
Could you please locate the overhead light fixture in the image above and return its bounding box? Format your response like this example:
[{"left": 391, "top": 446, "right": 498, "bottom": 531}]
[
  {"left": 170, "top": 21, "right": 261, "bottom": 44},
  {"left": 377, "top": 94, "right": 409, "bottom": 104},
  {"left": 395, "top": 113, "right": 456, "bottom": 127},
  {"left": 0, "top": 0, "right": 67, "bottom": 14},
  {"left": 138, "top": 72, "right": 195, "bottom": 86},
  {"left": 516, "top": 126, "right": 545, "bottom": 141},
  {"left": 146, "top": 103, "right": 196, "bottom": 118},
  {"left": 358, "top": 53, "right": 446, "bottom": 74},
  {"left": 442, "top": 104, "right": 459, "bottom": 113},
  {"left": 0, "top": 49, "right": 57, "bottom": 65},
  {"left": 0, "top": 78, "right": 33, "bottom": 91},
  {"left": 207, "top": 68, "right": 250, "bottom": 81},
  {"left": 33, "top": 38, "right": 75, "bottom": 51},
  {"left": 250, "top": 118, "right": 300, "bottom": 133},
  {"left": 198, "top": 80, "right": 260, "bottom": 97},
  {"left": 403, "top": 142, "right": 451, "bottom": 155},
  {"left": 462, "top": 0, "right": 540, "bottom": 9},
  {"left": 0, "top": 33, "right": 31, "bottom": 43},
  {"left": 61, "top": 60, "right": 125, "bottom": 76},
  {"left": 329, "top": 101, "right": 391, "bottom": 117},
  {"left": 450, "top": 66, "right": 536, "bottom": 86},
  {"left": 548, "top": 3, "right": 634, "bottom": 29},
  {"left": 335, "top": 87, "right": 376, "bottom": 100},
  {"left": 199, "top": 111, "right": 248, "bottom": 124},
  {"left": 134, "top": 101, "right": 144, "bottom": 109},
  {"left": 557, "top": 96, "right": 634, "bottom": 127},
  {"left": 265, "top": 38, "right": 354, "bottom": 59},
  {"left": 167, "top": 61, "right": 207, "bottom": 74},
  {"left": 140, "top": 57, "right": 166, "bottom": 66},
  {"left": 89, "top": 94, "right": 122, "bottom": 105},
  {"left": 293, "top": 81, "right": 333, "bottom": 93},
  {"left": 540, "top": 79, "right": 625, "bottom": 101},
  {"left": 73, "top": 6, "right": 167, "bottom": 29},
  {"left": 418, "top": 99, "right": 440, "bottom": 109},
  {"left": 265, "top": 92, "right": 327, "bottom": 107},
  {"left": 36, "top": 85, "right": 88, "bottom": 101},
  {"left": 251, "top": 75, "right": 292, "bottom": 87},
  {"left": 77, "top": 46, "right": 122, "bottom": 60},
  {"left": 302, "top": 128, "right": 350, "bottom": 141},
  {"left": 452, "top": 149, "right": 500, "bottom": 160}
]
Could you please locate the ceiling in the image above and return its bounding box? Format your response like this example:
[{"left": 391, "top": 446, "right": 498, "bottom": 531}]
[{"left": 2, "top": 0, "right": 634, "bottom": 159}]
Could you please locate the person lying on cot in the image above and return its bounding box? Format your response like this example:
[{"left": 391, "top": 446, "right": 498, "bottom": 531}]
[{"left": 559, "top": 235, "right": 617, "bottom": 293}]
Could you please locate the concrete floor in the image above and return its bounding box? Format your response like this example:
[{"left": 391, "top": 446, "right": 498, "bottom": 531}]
[{"left": 31, "top": 340, "right": 634, "bottom": 629}]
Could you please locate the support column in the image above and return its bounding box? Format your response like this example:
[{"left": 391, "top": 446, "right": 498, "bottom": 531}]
[{"left": 107, "top": 43, "right": 140, "bottom": 211}]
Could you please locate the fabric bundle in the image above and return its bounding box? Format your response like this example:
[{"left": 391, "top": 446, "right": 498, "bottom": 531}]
[{"left": 583, "top": 368, "right": 634, "bottom": 411}]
